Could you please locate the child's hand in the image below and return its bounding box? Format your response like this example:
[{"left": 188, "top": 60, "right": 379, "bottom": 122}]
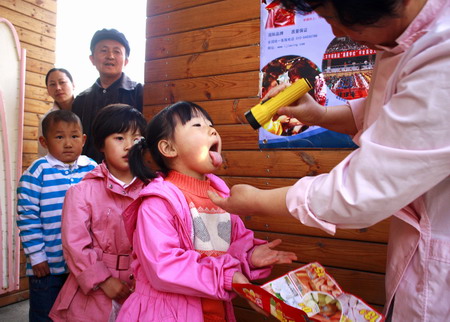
[
  {"left": 232, "top": 271, "right": 249, "bottom": 285},
  {"left": 99, "top": 277, "right": 131, "bottom": 300},
  {"left": 232, "top": 272, "right": 269, "bottom": 317},
  {"left": 32, "top": 261, "right": 50, "bottom": 278},
  {"left": 251, "top": 239, "right": 297, "bottom": 268}
]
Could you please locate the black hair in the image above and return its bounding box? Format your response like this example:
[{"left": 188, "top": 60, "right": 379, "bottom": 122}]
[
  {"left": 129, "top": 101, "right": 213, "bottom": 183},
  {"left": 45, "top": 68, "right": 74, "bottom": 86},
  {"left": 91, "top": 104, "right": 147, "bottom": 153},
  {"left": 280, "top": 0, "right": 401, "bottom": 26},
  {"left": 41, "top": 110, "right": 82, "bottom": 138}
]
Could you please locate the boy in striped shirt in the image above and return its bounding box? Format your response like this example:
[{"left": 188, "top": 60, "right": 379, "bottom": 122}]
[{"left": 17, "top": 110, "right": 97, "bottom": 321}]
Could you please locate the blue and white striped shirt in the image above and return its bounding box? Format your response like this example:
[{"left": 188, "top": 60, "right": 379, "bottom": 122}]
[{"left": 17, "top": 154, "right": 97, "bottom": 276}]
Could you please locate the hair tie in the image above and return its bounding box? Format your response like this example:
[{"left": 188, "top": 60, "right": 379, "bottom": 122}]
[{"left": 134, "top": 137, "right": 147, "bottom": 148}]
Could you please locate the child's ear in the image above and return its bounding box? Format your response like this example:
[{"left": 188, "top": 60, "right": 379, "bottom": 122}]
[
  {"left": 39, "top": 136, "right": 48, "bottom": 149},
  {"left": 158, "top": 139, "right": 177, "bottom": 158},
  {"left": 81, "top": 134, "right": 87, "bottom": 147}
]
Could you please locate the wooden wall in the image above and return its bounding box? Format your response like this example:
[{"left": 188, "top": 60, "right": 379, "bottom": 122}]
[
  {"left": 0, "top": 0, "right": 56, "bottom": 307},
  {"left": 144, "top": 0, "right": 388, "bottom": 320}
]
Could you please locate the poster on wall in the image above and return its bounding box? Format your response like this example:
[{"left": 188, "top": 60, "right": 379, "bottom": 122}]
[{"left": 259, "top": 1, "right": 376, "bottom": 148}]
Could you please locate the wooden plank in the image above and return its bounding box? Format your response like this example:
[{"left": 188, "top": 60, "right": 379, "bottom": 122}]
[
  {"left": 143, "top": 98, "right": 259, "bottom": 125},
  {"left": 254, "top": 232, "right": 387, "bottom": 273},
  {"left": 24, "top": 98, "right": 52, "bottom": 114},
  {"left": 25, "top": 70, "right": 47, "bottom": 88},
  {"left": 147, "top": 0, "right": 259, "bottom": 37},
  {"left": 23, "top": 125, "right": 38, "bottom": 140},
  {"left": 189, "top": 98, "right": 257, "bottom": 124},
  {"left": 222, "top": 175, "right": 299, "bottom": 188},
  {"left": 23, "top": 139, "right": 38, "bottom": 154},
  {"left": 25, "top": 84, "right": 50, "bottom": 101},
  {"left": 233, "top": 305, "right": 277, "bottom": 321},
  {"left": 0, "top": 291, "right": 29, "bottom": 308},
  {"left": 16, "top": 26, "right": 55, "bottom": 50},
  {"left": 239, "top": 211, "right": 390, "bottom": 243},
  {"left": 23, "top": 0, "right": 57, "bottom": 13},
  {"left": 26, "top": 57, "right": 54, "bottom": 75},
  {"left": 23, "top": 153, "right": 38, "bottom": 168},
  {"left": 1, "top": 0, "right": 56, "bottom": 25},
  {"left": 20, "top": 262, "right": 26, "bottom": 276},
  {"left": 21, "top": 42, "right": 55, "bottom": 64},
  {"left": 24, "top": 111, "right": 40, "bottom": 127},
  {"left": 147, "top": 0, "right": 221, "bottom": 16},
  {"left": 147, "top": 20, "right": 259, "bottom": 59},
  {"left": 145, "top": 46, "right": 259, "bottom": 82},
  {"left": 324, "top": 267, "right": 385, "bottom": 305},
  {"left": 216, "top": 124, "right": 259, "bottom": 150},
  {"left": 144, "top": 71, "right": 259, "bottom": 105},
  {"left": 215, "top": 150, "right": 352, "bottom": 177},
  {"left": 20, "top": 248, "right": 27, "bottom": 276},
  {"left": 0, "top": 7, "right": 54, "bottom": 38}
]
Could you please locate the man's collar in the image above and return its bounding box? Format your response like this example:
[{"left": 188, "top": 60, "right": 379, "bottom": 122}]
[{"left": 94, "top": 73, "right": 136, "bottom": 91}]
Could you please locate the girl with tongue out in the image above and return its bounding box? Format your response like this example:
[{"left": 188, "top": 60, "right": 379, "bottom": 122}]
[{"left": 120, "top": 101, "right": 296, "bottom": 321}]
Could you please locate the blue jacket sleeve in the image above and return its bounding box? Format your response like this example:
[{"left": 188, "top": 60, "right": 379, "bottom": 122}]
[{"left": 16, "top": 170, "right": 47, "bottom": 266}]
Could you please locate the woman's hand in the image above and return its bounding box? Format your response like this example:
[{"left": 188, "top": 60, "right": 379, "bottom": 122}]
[
  {"left": 262, "top": 83, "right": 325, "bottom": 126},
  {"left": 278, "top": 92, "right": 326, "bottom": 126},
  {"left": 263, "top": 82, "right": 357, "bottom": 135},
  {"left": 208, "top": 184, "right": 261, "bottom": 216},
  {"left": 251, "top": 239, "right": 297, "bottom": 267},
  {"left": 99, "top": 277, "right": 131, "bottom": 300}
]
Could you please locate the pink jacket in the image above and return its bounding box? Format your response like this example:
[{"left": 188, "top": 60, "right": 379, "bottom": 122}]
[
  {"left": 286, "top": 0, "right": 450, "bottom": 320},
  {"left": 49, "top": 163, "right": 145, "bottom": 322},
  {"left": 117, "top": 174, "right": 271, "bottom": 322}
]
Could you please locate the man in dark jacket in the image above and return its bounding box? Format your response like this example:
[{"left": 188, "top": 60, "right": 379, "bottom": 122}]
[{"left": 72, "top": 28, "right": 143, "bottom": 163}]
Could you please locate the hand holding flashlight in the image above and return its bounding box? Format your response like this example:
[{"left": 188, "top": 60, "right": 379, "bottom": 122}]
[{"left": 245, "top": 78, "right": 313, "bottom": 130}]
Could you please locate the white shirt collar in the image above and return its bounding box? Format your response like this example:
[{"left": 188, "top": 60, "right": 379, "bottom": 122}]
[
  {"left": 45, "top": 154, "right": 92, "bottom": 169},
  {"left": 108, "top": 172, "right": 137, "bottom": 188}
]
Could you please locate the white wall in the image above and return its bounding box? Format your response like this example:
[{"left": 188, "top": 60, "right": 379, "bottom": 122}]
[{"left": 56, "top": 0, "right": 146, "bottom": 94}]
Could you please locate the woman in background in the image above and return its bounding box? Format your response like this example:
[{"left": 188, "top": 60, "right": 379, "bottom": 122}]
[{"left": 38, "top": 68, "right": 75, "bottom": 157}]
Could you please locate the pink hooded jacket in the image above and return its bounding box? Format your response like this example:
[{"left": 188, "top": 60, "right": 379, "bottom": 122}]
[
  {"left": 50, "top": 163, "right": 145, "bottom": 322},
  {"left": 286, "top": 0, "right": 450, "bottom": 320},
  {"left": 117, "top": 174, "right": 271, "bottom": 322}
]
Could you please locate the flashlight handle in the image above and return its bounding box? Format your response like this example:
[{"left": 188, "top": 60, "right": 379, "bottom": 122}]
[{"left": 245, "top": 78, "right": 313, "bottom": 129}]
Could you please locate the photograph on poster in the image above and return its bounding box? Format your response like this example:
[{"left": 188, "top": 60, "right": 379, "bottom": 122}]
[
  {"left": 322, "top": 37, "right": 376, "bottom": 101},
  {"left": 259, "top": 0, "right": 376, "bottom": 149}
]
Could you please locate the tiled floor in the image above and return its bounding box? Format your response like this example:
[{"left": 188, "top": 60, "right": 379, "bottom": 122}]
[{"left": 0, "top": 299, "right": 28, "bottom": 322}]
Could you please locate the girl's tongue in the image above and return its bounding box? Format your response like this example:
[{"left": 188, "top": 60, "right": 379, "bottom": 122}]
[{"left": 209, "top": 151, "right": 223, "bottom": 167}]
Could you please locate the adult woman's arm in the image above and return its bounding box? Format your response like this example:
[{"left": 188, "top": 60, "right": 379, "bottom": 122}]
[{"left": 208, "top": 185, "right": 292, "bottom": 218}]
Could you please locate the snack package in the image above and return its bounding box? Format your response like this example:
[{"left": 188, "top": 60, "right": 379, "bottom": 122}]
[{"left": 234, "top": 262, "right": 384, "bottom": 322}]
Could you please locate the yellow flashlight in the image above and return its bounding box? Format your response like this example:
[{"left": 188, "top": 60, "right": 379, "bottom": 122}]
[{"left": 245, "top": 78, "right": 313, "bottom": 130}]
